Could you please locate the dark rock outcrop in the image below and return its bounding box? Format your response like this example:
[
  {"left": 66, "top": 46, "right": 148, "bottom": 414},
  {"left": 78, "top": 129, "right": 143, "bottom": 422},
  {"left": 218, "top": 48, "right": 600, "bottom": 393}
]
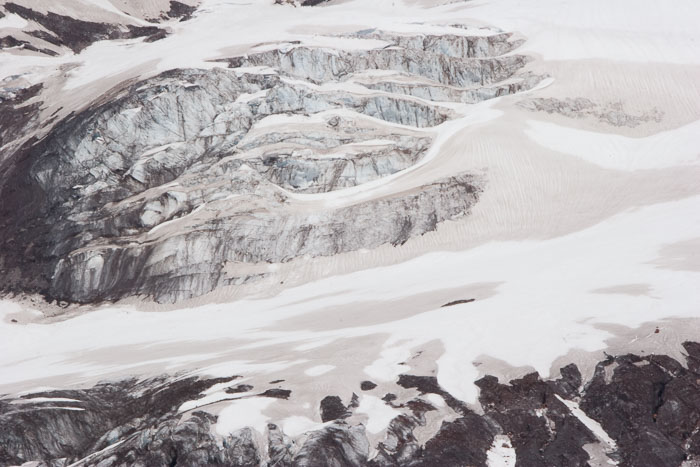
[
  {"left": 360, "top": 381, "right": 377, "bottom": 391},
  {"left": 320, "top": 395, "right": 351, "bottom": 422},
  {"left": 2, "top": 344, "right": 699, "bottom": 466},
  {"left": 580, "top": 342, "right": 700, "bottom": 467},
  {"left": 0, "top": 82, "right": 42, "bottom": 147},
  {"left": 166, "top": 1, "right": 197, "bottom": 21},
  {"left": 4, "top": 3, "right": 164, "bottom": 53},
  {"left": 476, "top": 370, "right": 596, "bottom": 466},
  {"left": 0, "top": 35, "right": 58, "bottom": 55}
]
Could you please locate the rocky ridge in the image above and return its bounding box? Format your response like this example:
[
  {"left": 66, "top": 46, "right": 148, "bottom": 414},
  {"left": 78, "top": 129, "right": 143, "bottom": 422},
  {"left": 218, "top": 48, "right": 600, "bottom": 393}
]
[
  {"left": 0, "top": 0, "right": 200, "bottom": 57},
  {"left": 2, "top": 343, "right": 699, "bottom": 466}
]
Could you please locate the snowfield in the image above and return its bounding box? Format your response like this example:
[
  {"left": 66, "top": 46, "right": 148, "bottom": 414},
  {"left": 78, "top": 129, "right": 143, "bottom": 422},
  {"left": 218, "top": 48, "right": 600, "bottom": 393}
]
[
  {"left": 1, "top": 0, "right": 700, "bottom": 459},
  {"left": 1, "top": 194, "right": 699, "bottom": 405}
]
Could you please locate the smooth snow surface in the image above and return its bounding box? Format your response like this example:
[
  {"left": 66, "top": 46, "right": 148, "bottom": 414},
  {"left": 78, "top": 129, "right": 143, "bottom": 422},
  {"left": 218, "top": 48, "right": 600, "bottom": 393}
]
[
  {"left": 0, "top": 13, "right": 28, "bottom": 30},
  {"left": 216, "top": 398, "right": 275, "bottom": 435},
  {"left": 486, "top": 434, "right": 516, "bottom": 467},
  {"left": 304, "top": 364, "right": 335, "bottom": 376},
  {"left": 355, "top": 395, "right": 401, "bottom": 434},
  {"left": 281, "top": 415, "right": 327, "bottom": 437},
  {"left": 526, "top": 119, "right": 700, "bottom": 170}
]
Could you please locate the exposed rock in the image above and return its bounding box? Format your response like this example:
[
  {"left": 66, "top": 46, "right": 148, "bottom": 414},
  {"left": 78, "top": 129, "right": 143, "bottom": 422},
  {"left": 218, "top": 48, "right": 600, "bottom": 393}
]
[
  {"left": 166, "top": 1, "right": 197, "bottom": 21},
  {"left": 320, "top": 395, "right": 350, "bottom": 422},
  {"left": 383, "top": 393, "right": 398, "bottom": 403},
  {"left": 441, "top": 298, "right": 475, "bottom": 307},
  {"left": 361, "top": 381, "right": 377, "bottom": 391},
  {"left": 274, "top": 0, "right": 331, "bottom": 6},
  {"left": 143, "top": 29, "right": 168, "bottom": 43},
  {"left": 2, "top": 344, "right": 699, "bottom": 466},
  {"left": 370, "top": 413, "right": 423, "bottom": 465},
  {"left": 476, "top": 371, "right": 597, "bottom": 466},
  {"left": 26, "top": 29, "right": 63, "bottom": 47},
  {"left": 293, "top": 423, "right": 370, "bottom": 466},
  {"left": 0, "top": 35, "right": 58, "bottom": 55},
  {"left": 397, "top": 374, "right": 467, "bottom": 413},
  {"left": 0, "top": 82, "right": 41, "bottom": 147},
  {"left": 411, "top": 414, "right": 496, "bottom": 466},
  {"left": 3, "top": 3, "right": 164, "bottom": 53},
  {"left": 580, "top": 344, "right": 700, "bottom": 466},
  {"left": 391, "top": 375, "right": 498, "bottom": 466},
  {"left": 226, "top": 384, "right": 254, "bottom": 394},
  {"left": 267, "top": 423, "right": 296, "bottom": 466},
  {"left": 260, "top": 388, "right": 293, "bottom": 400}
]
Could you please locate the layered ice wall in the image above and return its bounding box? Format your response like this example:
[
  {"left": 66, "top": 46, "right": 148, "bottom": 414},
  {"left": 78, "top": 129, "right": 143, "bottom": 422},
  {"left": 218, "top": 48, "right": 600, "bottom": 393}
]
[{"left": 0, "top": 29, "right": 541, "bottom": 303}]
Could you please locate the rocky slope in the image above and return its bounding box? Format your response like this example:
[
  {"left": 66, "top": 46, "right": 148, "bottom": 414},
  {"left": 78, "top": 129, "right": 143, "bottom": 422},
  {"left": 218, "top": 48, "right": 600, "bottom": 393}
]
[
  {"left": 2, "top": 343, "right": 699, "bottom": 466},
  {"left": 0, "top": 0, "right": 200, "bottom": 57}
]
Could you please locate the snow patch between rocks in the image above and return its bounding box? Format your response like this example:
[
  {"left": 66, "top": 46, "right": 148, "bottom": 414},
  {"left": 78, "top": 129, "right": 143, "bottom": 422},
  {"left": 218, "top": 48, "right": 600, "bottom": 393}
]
[
  {"left": 555, "top": 395, "right": 617, "bottom": 449},
  {"left": 486, "top": 434, "right": 516, "bottom": 467},
  {"left": 355, "top": 395, "right": 401, "bottom": 434},
  {"left": 216, "top": 397, "right": 275, "bottom": 435}
]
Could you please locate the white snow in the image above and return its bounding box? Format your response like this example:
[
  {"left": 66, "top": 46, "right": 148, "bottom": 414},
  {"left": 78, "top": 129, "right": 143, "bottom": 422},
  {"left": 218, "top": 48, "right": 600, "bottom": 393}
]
[
  {"left": 15, "top": 406, "right": 86, "bottom": 412},
  {"left": 66, "top": 440, "right": 125, "bottom": 467},
  {"left": 179, "top": 391, "right": 247, "bottom": 413},
  {"left": 216, "top": 397, "right": 275, "bottom": 435},
  {"left": 3, "top": 0, "right": 683, "bottom": 96},
  {"left": 281, "top": 415, "right": 327, "bottom": 437},
  {"left": 363, "top": 346, "right": 412, "bottom": 382},
  {"left": 525, "top": 119, "right": 700, "bottom": 170},
  {"left": 355, "top": 395, "right": 401, "bottom": 434},
  {"left": 486, "top": 434, "right": 516, "bottom": 467},
  {"left": 0, "top": 13, "right": 28, "bottom": 30},
  {"left": 140, "top": 142, "right": 184, "bottom": 159},
  {"left": 556, "top": 395, "right": 617, "bottom": 449},
  {"left": 423, "top": 393, "right": 446, "bottom": 408},
  {"left": 10, "top": 397, "right": 82, "bottom": 404},
  {"left": 304, "top": 364, "right": 335, "bottom": 376},
  {"left": 465, "top": 0, "right": 700, "bottom": 64},
  {"left": 79, "top": 0, "right": 152, "bottom": 25}
]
